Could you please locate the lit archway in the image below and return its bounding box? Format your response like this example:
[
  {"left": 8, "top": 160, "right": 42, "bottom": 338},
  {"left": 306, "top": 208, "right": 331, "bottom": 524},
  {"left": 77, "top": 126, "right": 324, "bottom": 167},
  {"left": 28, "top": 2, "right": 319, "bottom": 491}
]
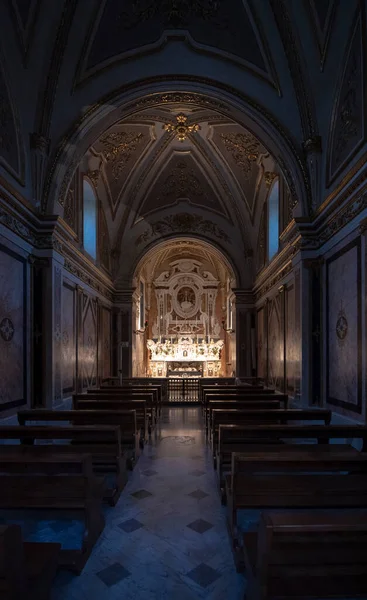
[{"left": 131, "top": 237, "right": 237, "bottom": 378}]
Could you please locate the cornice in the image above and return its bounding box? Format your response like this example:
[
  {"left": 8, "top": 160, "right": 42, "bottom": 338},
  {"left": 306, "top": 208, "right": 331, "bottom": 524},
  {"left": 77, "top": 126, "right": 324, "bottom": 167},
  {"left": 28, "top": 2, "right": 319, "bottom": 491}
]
[{"left": 254, "top": 260, "right": 294, "bottom": 302}]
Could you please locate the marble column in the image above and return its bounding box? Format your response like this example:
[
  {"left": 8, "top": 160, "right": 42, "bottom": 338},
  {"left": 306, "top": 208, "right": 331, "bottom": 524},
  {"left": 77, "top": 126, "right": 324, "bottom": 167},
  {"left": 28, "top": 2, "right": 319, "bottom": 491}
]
[{"left": 233, "top": 289, "right": 255, "bottom": 377}]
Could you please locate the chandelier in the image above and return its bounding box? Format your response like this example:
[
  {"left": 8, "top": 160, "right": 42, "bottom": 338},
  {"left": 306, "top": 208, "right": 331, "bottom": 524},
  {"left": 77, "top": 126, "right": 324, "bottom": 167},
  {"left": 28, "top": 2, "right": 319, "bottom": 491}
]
[{"left": 163, "top": 114, "right": 200, "bottom": 142}]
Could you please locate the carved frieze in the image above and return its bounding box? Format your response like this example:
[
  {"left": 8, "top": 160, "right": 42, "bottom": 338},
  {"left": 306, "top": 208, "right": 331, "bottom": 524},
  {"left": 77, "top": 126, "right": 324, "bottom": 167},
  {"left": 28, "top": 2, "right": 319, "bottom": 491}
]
[
  {"left": 63, "top": 258, "right": 113, "bottom": 301},
  {"left": 135, "top": 212, "right": 230, "bottom": 246}
]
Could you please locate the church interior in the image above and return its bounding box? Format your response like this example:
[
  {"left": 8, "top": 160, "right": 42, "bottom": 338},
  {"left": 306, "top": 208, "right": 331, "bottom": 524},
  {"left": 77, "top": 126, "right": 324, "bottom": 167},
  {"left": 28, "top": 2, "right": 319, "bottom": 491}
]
[{"left": 0, "top": 0, "right": 367, "bottom": 598}]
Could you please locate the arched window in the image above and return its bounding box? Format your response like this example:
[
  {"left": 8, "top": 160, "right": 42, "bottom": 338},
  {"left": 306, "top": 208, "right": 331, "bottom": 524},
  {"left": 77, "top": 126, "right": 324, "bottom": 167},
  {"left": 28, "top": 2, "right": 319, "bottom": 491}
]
[
  {"left": 268, "top": 178, "right": 279, "bottom": 261},
  {"left": 83, "top": 179, "right": 97, "bottom": 259}
]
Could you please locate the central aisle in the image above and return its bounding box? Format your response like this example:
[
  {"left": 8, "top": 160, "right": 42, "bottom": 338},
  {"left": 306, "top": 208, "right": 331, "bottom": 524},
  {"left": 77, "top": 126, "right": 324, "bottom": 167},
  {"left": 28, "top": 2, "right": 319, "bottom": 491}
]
[{"left": 52, "top": 407, "right": 245, "bottom": 600}]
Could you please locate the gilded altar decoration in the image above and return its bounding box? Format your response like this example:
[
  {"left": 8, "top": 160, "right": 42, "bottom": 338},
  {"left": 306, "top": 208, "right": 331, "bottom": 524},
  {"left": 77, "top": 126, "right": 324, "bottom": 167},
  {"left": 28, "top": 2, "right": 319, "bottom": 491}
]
[
  {"left": 147, "top": 338, "right": 224, "bottom": 362},
  {"left": 163, "top": 114, "right": 200, "bottom": 142}
]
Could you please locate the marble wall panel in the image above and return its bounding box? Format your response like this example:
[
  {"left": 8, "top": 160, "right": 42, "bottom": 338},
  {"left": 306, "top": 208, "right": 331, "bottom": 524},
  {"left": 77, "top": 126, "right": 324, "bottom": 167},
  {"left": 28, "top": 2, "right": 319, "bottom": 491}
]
[
  {"left": 326, "top": 238, "right": 362, "bottom": 413},
  {"left": 82, "top": 296, "right": 97, "bottom": 389},
  {"left": 286, "top": 283, "right": 296, "bottom": 394},
  {"left": 62, "top": 283, "right": 76, "bottom": 394},
  {"left": 0, "top": 244, "right": 27, "bottom": 411},
  {"left": 101, "top": 306, "right": 111, "bottom": 379},
  {"left": 256, "top": 305, "right": 267, "bottom": 379},
  {"left": 268, "top": 294, "right": 282, "bottom": 390}
]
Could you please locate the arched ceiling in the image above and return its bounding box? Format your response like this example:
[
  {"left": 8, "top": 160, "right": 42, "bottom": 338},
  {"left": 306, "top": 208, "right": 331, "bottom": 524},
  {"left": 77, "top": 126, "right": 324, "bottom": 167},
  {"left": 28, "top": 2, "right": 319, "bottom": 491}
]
[{"left": 133, "top": 237, "right": 236, "bottom": 288}]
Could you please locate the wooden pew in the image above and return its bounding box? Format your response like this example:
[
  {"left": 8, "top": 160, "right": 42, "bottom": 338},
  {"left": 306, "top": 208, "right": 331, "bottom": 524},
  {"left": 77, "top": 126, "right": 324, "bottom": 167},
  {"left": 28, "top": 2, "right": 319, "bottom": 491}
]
[
  {"left": 73, "top": 394, "right": 150, "bottom": 438},
  {"left": 0, "top": 453, "right": 105, "bottom": 574},
  {"left": 243, "top": 511, "right": 367, "bottom": 600},
  {"left": 204, "top": 392, "right": 288, "bottom": 412},
  {"left": 100, "top": 384, "right": 162, "bottom": 415},
  {"left": 87, "top": 389, "right": 157, "bottom": 426},
  {"left": 211, "top": 406, "right": 324, "bottom": 451},
  {"left": 206, "top": 400, "right": 282, "bottom": 436},
  {"left": 0, "top": 523, "right": 60, "bottom": 600},
  {"left": 218, "top": 423, "right": 367, "bottom": 502},
  {"left": 225, "top": 449, "right": 367, "bottom": 568},
  {"left": 18, "top": 408, "right": 141, "bottom": 466},
  {"left": 0, "top": 424, "right": 127, "bottom": 507}
]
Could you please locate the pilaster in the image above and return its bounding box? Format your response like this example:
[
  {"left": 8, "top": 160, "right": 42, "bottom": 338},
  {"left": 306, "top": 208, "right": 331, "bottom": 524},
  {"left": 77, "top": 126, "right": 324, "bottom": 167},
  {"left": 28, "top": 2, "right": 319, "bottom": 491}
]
[{"left": 233, "top": 289, "right": 255, "bottom": 377}]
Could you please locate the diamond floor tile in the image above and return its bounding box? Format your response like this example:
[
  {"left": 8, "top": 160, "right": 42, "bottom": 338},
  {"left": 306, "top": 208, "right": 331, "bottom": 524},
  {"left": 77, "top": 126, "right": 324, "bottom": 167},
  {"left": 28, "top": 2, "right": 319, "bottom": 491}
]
[
  {"left": 187, "top": 489, "right": 209, "bottom": 500},
  {"left": 96, "top": 562, "right": 130, "bottom": 587},
  {"left": 130, "top": 489, "right": 153, "bottom": 499},
  {"left": 118, "top": 518, "right": 144, "bottom": 533},
  {"left": 186, "top": 518, "right": 214, "bottom": 534},
  {"left": 186, "top": 562, "right": 221, "bottom": 588}
]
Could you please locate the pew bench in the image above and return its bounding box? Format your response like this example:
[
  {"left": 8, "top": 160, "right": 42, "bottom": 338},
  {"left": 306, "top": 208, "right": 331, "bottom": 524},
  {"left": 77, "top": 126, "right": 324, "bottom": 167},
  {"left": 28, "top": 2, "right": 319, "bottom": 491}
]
[
  {"left": 0, "top": 453, "right": 105, "bottom": 574},
  {"left": 212, "top": 408, "right": 331, "bottom": 467},
  {"left": 99, "top": 385, "right": 162, "bottom": 416},
  {"left": 86, "top": 389, "right": 158, "bottom": 427},
  {"left": 206, "top": 401, "right": 282, "bottom": 438},
  {"left": 0, "top": 424, "right": 127, "bottom": 506},
  {"left": 73, "top": 395, "right": 150, "bottom": 439},
  {"left": 243, "top": 511, "right": 367, "bottom": 600},
  {"left": 18, "top": 408, "right": 141, "bottom": 466},
  {"left": 0, "top": 524, "right": 60, "bottom": 600},
  {"left": 225, "top": 450, "right": 367, "bottom": 570}
]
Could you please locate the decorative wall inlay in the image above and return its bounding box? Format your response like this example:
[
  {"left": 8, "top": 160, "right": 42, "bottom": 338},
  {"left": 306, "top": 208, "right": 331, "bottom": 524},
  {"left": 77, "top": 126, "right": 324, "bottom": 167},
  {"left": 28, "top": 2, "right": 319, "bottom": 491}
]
[
  {"left": 256, "top": 305, "right": 266, "bottom": 379},
  {"left": 219, "top": 132, "right": 260, "bottom": 179},
  {"left": 0, "top": 244, "right": 27, "bottom": 411},
  {"left": 78, "top": 0, "right": 278, "bottom": 89},
  {"left": 0, "top": 317, "right": 14, "bottom": 342},
  {"left": 327, "top": 4, "right": 365, "bottom": 182},
  {"left": 335, "top": 304, "right": 348, "bottom": 343},
  {"left": 82, "top": 296, "right": 97, "bottom": 388},
  {"left": 135, "top": 212, "right": 230, "bottom": 246},
  {"left": 285, "top": 283, "right": 296, "bottom": 394},
  {"left": 268, "top": 294, "right": 283, "bottom": 389},
  {"left": 326, "top": 238, "right": 361, "bottom": 413}
]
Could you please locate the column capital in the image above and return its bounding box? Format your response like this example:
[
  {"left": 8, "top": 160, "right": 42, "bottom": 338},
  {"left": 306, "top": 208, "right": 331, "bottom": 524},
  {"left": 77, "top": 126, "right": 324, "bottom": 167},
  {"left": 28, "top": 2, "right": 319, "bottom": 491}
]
[{"left": 232, "top": 288, "right": 255, "bottom": 306}]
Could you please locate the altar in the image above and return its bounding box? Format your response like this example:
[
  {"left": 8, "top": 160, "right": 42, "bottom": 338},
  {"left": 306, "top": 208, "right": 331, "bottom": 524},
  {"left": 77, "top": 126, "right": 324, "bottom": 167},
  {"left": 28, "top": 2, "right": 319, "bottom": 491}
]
[{"left": 147, "top": 337, "right": 224, "bottom": 378}]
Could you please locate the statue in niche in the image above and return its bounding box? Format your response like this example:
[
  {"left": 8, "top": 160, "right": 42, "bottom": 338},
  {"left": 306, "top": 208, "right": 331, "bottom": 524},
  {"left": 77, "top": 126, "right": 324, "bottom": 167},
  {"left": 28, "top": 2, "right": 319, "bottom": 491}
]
[
  {"left": 213, "top": 319, "right": 221, "bottom": 337},
  {"left": 152, "top": 320, "right": 159, "bottom": 338},
  {"left": 177, "top": 286, "right": 195, "bottom": 313}
]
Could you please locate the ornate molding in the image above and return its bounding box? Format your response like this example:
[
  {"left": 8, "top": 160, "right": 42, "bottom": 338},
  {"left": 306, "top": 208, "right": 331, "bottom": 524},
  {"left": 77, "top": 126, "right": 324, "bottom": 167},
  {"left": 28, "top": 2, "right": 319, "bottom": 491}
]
[
  {"left": 264, "top": 171, "right": 277, "bottom": 188},
  {"left": 44, "top": 76, "right": 310, "bottom": 215},
  {"left": 135, "top": 212, "right": 231, "bottom": 246},
  {"left": 255, "top": 261, "right": 293, "bottom": 301},
  {"left": 219, "top": 132, "right": 260, "bottom": 179},
  {"left": 63, "top": 258, "right": 113, "bottom": 301}
]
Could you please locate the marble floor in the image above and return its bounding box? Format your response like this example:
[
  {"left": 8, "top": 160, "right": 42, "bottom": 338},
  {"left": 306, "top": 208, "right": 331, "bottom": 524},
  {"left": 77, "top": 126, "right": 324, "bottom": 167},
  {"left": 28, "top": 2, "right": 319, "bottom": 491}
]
[{"left": 51, "top": 406, "right": 246, "bottom": 600}]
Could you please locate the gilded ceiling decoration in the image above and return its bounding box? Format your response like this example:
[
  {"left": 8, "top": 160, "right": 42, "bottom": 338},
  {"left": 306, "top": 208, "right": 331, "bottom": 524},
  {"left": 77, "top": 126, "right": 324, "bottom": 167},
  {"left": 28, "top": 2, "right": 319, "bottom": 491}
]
[
  {"left": 77, "top": 0, "right": 278, "bottom": 90},
  {"left": 163, "top": 114, "right": 200, "bottom": 142},
  {"left": 219, "top": 132, "right": 260, "bottom": 179},
  {"left": 264, "top": 171, "right": 277, "bottom": 188},
  {"left": 327, "top": 5, "right": 365, "bottom": 183},
  {"left": 135, "top": 212, "right": 230, "bottom": 246},
  {"left": 99, "top": 130, "right": 145, "bottom": 181}
]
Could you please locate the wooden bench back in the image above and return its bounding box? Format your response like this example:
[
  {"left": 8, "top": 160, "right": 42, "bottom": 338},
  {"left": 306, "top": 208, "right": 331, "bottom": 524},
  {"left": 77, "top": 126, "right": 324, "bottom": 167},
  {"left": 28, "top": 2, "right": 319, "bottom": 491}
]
[
  {"left": 231, "top": 452, "right": 367, "bottom": 508},
  {"left": 251, "top": 511, "right": 367, "bottom": 597},
  {"left": 0, "top": 425, "right": 122, "bottom": 458},
  {"left": 213, "top": 408, "right": 331, "bottom": 429},
  {"left": 218, "top": 423, "right": 367, "bottom": 451},
  {"left": 97, "top": 386, "right": 159, "bottom": 402},
  {"left": 18, "top": 409, "right": 138, "bottom": 434},
  {"left": 0, "top": 453, "right": 100, "bottom": 509},
  {"left": 205, "top": 393, "right": 287, "bottom": 408}
]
